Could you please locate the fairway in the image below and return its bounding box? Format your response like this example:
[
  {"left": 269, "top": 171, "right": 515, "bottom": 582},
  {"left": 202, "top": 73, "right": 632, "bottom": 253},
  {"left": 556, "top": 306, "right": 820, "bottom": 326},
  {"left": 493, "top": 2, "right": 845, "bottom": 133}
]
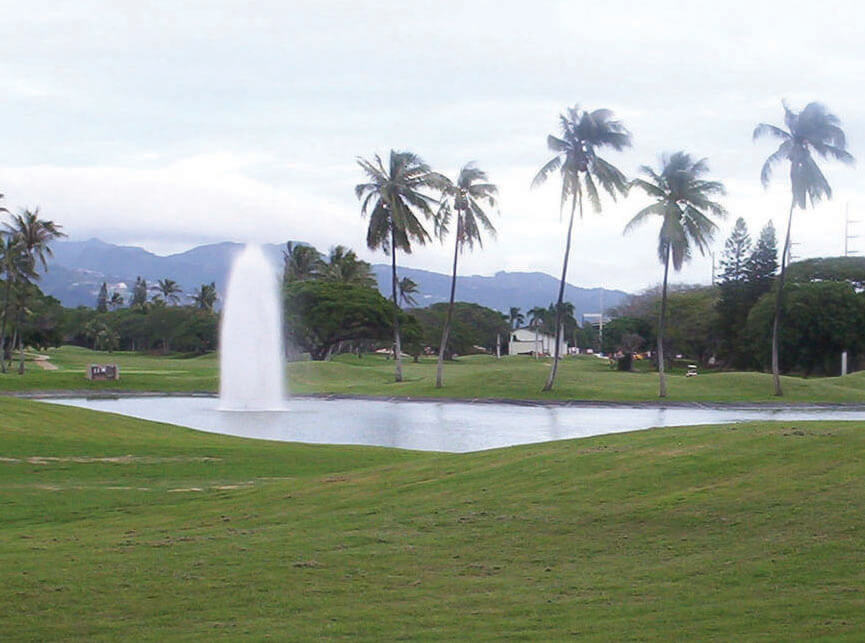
[
  {"left": 3, "top": 346, "right": 865, "bottom": 404},
  {"left": 2, "top": 396, "right": 864, "bottom": 639}
]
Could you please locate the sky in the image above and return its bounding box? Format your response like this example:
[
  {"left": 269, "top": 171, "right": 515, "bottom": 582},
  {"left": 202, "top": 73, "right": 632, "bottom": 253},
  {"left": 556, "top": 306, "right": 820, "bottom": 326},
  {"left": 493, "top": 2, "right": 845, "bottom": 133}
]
[{"left": 1, "top": 0, "right": 863, "bottom": 292}]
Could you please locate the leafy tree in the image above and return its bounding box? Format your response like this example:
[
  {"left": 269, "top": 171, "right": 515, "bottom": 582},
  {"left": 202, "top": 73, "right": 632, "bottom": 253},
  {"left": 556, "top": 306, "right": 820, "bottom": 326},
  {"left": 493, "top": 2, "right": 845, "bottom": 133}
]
[
  {"left": 131, "top": 276, "right": 148, "bottom": 308},
  {"left": 156, "top": 278, "right": 181, "bottom": 306},
  {"left": 754, "top": 101, "right": 854, "bottom": 395},
  {"left": 786, "top": 256, "right": 865, "bottom": 288},
  {"left": 434, "top": 163, "right": 498, "bottom": 387},
  {"left": 409, "top": 302, "right": 509, "bottom": 359},
  {"left": 532, "top": 105, "right": 631, "bottom": 390},
  {"left": 96, "top": 282, "right": 109, "bottom": 313},
  {"left": 321, "top": 245, "right": 376, "bottom": 288},
  {"left": 745, "top": 282, "right": 865, "bottom": 375},
  {"left": 355, "top": 150, "right": 440, "bottom": 381},
  {"left": 84, "top": 318, "right": 120, "bottom": 352},
  {"left": 508, "top": 306, "right": 525, "bottom": 330},
  {"left": 284, "top": 280, "right": 403, "bottom": 361},
  {"left": 192, "top": 282, "right": 218, "bottom": 312},
  {"left": 625, "top": 152, "right": 726, "bottom": 396},
  {"left": 601, "top": 316, "right": 652, "bottom": 355}
]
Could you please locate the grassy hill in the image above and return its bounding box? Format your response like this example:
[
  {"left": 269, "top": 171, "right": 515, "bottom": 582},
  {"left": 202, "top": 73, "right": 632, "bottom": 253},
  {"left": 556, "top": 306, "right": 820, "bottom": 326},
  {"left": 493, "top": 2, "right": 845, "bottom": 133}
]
[
  {"left": 3, "top": 346, "right": 865, "bottom": 404},
  {"left": 1, "top": 396, "right": 864, "bottom": 638}
]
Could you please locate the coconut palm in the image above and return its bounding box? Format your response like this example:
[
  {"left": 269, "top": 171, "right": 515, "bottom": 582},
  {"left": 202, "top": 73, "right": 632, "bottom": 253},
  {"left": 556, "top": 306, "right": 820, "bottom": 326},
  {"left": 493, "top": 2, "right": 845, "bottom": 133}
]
[
  {"left": 0, "top": 234, "right": 35, "bottom": 372},
  {"left": 192, "top": 282, "right": 218, "bottom": 311},
  {"left": 625, "top": 152, "right": 726, "bottom": 397},
  {"left": 398, "top": 277, "right": 419, "bottom": 308},
  {"left": 283, "top": 242, "right": 322, "bottom": 283},
  {"left": 3, "top": 208, "right": 65, "bottom": 373},
  {"left": 434, "top": 163, "right": 498, "bottom": 388},
  {"left": 754, "top": 101, "right": 855, "bottom": 395},
  {"left": 508, "top": 306, "right": 524, "bottom": 330},
  {"left": 108, "top": 291, "right": 124, "bottom": 311},
  {"left": 528, "top": 306, "right": 548, "bottom": 358},
  {"left": 355, "top": 150, "right": 440, "bottom": 382},
  {"left": 533, "top": 105, "right": 631, "bottom": 391},
  {"left": 156, "top": 278, "right": 182, "bottom": 305},
  {"left": 322, "top": 245, "right": 377, "bottom": 288}
]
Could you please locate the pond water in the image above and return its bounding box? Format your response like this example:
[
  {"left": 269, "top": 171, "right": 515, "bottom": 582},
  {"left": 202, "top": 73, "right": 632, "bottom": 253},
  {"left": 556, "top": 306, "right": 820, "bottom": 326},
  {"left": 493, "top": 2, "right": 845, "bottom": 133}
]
[{"left": 42, "top": 396, "right": 865, "bottom": 453}]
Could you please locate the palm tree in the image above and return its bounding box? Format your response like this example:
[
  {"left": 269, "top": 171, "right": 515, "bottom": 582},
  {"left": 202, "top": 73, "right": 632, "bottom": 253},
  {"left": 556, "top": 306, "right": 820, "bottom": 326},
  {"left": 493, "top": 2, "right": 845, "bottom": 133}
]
[
  {"left": 283, "top": 242, "right": 322, "bottom": 283},
  {"left": 0, "top": 234, "right": 35, "bottom": 372},
  {"left": 156, "top": 279, "right": 181, "bottom": 305},
  {"left": 398, "top": 277, "right": 419, "bottom": 308},
  {"left": 108, "top": 291, "right": 124, "bottom": 310},
  {"left": 355, "top": 150, "right": 440, "bottom": 382},
  {"left": 533, "top": 105, "right": 631, "bottom": 391},
  {"left": 322, "top": 245, "right": 377, "bottom": 288},
  {"left": 192, "top": 282, "right": 218, "bottom": 311},
  {"left": 625, "top": 152, "right": 726, "bottom": 397},
  {"left": 3, "top": 208, "right": 65, "bottom": 373},
  {"left": 528, "top": 306, "right": 547, "bottom": 358},
  {"left": 754, "top": 101, "right": 855, "bottom": 395},
  {"left": 434, "top": 163, "right": 498, "bottom": 388},
  {"left": 508, "top": 306, "right": 524, "bottom": 330}
]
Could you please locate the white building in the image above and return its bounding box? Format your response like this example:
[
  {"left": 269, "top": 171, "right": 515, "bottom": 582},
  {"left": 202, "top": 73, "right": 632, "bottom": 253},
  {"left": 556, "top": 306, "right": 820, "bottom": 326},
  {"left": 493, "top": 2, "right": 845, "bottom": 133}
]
[{"left": 508, "top": 326, "right": 567, "bottom": 356}]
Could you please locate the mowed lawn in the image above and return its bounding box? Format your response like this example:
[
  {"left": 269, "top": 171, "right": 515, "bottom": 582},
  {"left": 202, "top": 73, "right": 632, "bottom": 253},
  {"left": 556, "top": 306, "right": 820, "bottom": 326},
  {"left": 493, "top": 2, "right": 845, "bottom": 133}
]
[
  {"left": 3, "top": 346, "right": 865, "bottom": 403},
  {"left": 2, "top": 396, "right": 864, "bottom": 639}
]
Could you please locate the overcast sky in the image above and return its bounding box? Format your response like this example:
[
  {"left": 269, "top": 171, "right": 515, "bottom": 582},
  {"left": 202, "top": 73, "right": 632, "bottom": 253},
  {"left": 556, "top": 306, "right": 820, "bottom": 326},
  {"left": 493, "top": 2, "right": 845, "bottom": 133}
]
[{"left": 1, "top": 1, "right": 863, "bottom": 292}]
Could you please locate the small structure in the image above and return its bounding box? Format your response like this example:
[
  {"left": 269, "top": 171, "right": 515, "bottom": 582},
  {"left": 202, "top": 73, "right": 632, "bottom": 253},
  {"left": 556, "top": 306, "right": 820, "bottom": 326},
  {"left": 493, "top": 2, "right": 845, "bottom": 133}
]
[
  {"left": 86, "top": 364, "right": 120, "bottom": 381},
  {"left": 508, "top": 326, "right": 566, "bottom": 357}
]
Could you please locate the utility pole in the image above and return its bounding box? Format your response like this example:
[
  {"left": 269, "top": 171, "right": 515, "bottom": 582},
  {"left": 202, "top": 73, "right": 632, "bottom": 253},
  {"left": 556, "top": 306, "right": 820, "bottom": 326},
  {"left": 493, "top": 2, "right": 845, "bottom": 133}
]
[
  {"left": 844, "top": 203, "right": 859, "bottom": 256},
  {"left": 710, "top": 251, "right": 716, "bottom": 285},
  {"left": 787, "top": 241, "right": 802, "bottom": 265},
  {"left": 599, "top": 290, "right": 604, "bottom": 355}
]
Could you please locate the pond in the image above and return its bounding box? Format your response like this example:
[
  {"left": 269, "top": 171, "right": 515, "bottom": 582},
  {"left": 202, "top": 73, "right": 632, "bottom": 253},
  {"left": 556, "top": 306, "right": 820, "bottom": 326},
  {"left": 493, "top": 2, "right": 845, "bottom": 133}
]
[{"left": 41, "top": 396, "right": 865, "bottom": 453}]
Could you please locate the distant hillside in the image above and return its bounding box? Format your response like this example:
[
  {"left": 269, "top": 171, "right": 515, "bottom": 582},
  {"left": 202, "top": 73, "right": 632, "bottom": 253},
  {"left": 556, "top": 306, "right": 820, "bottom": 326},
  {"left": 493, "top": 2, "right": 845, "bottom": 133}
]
[{"left": 42, "top": 239, "right": 628, "bottom": 316}]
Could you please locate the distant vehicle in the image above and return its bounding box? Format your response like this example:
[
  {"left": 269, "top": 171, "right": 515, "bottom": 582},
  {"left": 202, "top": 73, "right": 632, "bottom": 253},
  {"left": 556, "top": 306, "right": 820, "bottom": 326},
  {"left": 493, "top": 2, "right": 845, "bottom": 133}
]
[{"left": 686, "top": 364, "right": 698, "bottom": 377}]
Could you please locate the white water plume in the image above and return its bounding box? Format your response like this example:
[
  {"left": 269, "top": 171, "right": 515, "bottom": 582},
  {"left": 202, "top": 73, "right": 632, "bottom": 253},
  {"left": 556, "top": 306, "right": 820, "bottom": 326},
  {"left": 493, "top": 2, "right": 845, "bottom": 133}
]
[{"left": 219, "top": 244, "right": 286, "bottom": 410}]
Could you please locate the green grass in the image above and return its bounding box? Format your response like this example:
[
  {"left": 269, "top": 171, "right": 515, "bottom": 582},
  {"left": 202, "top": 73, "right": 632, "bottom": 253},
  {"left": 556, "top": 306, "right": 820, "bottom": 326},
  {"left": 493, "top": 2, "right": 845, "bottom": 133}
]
[
  {"left": 2, "top": 396, "right": 864, "bottom": 639},
  {"left": 3, "top": 346, "right": 865, "bottom": 403}
]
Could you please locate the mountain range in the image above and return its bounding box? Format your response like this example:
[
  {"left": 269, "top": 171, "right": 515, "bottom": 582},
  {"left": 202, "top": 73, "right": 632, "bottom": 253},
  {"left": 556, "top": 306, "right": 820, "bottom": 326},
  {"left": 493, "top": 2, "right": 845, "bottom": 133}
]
[{"left": 40, "top": 239, "right": 628, "bottom": 321}]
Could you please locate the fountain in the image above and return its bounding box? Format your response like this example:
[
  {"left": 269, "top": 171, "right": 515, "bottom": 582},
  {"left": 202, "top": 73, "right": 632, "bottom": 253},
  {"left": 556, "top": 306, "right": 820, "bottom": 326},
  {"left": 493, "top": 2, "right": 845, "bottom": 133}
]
[{"left": 218, "top": 244, "right": 286, "bottom": 410}]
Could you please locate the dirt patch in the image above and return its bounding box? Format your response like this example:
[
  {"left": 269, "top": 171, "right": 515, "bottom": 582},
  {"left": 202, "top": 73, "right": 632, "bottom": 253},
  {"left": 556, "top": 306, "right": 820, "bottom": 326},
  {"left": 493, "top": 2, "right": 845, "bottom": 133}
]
[{"left": 0, "top": 456, "right": 222, "bottom": 465}]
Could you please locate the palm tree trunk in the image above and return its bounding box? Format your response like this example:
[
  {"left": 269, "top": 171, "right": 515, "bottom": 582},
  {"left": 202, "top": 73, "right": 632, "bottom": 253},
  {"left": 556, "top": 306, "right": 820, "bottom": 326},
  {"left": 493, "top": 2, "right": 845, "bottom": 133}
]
[
  {"left": 436, "top": 217, "right": 462, "bottom": 388},
  {"left": 16, "top": 302, "right": 25, "bottom": 375},
  {"left": 543, "top": 190, "right": 580, "bottom": 391},
  {"left": 658, "top": 243, "right": 671, "bottom": 398},
  {"left": 390, "top": 227, "right": 403, "bottom": 383},
  {"left": 0, "top": 277, "right": 12, "bottom": 373},
  {"left": 771, "top": 197, "right": 796, "bottom": 396}
]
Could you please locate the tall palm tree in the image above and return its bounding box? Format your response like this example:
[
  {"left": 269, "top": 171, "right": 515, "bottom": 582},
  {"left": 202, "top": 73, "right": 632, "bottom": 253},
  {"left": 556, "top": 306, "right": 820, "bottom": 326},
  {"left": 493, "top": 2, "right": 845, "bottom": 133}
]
[
  {"left": 508, "top": 306, "right": 524, "bottom": 330},
  {"left": 322, "top": 245, "right": 377, "bottom": 288},
  {"left": 283, "top": 242, "right": 322, "bottom": 283},
  {"left": 434, "top": 163, "right": 498, "bottom": 388},
  {"left": 533, "top": 105, "right": 631, "bottom": 391},
  {"left": 754, "top": 101, "right": 854, "bottom": 395},
  {"left": 156, "top": 278, "right": 182, "bottom": 305},
  {"left": 192, "top": 282, "right": 218, "bottom": 311},
  {"left": 355, "top": 150, "right": 440, "bottom": 382},
  {"left": 398, "top": 277, "right": 419, "bottom": 308},
  {"left": 625, "top": 152, "right": 726, "bottom": 397},
  {"left": 0, "top": 234, "right": 35, "bottom": 372},
  {"left": 528, "top": 305, "right": 548, "bottom": 358},
  {"left": 4, "top": 208, "right": 65, "bottom": 373}
]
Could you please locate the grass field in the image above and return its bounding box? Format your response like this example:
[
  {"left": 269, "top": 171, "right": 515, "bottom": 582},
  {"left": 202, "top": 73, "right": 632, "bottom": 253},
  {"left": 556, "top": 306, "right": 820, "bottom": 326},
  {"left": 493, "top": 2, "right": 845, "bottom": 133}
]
[
  {"left": 3, "top": 345, "right": 865, "bottom": 404},
  {"left": 2, "top": 396, "right": 864, "bottom": 639}
]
